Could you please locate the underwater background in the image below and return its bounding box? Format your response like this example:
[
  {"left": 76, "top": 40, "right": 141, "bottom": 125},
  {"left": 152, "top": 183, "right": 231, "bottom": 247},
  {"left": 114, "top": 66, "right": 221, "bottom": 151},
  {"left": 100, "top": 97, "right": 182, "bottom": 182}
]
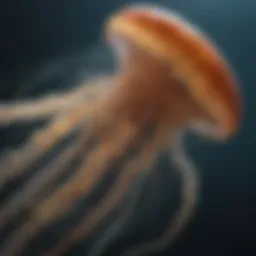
[{"left": 0, "top": 0, "right": 255, "bottom": 255}]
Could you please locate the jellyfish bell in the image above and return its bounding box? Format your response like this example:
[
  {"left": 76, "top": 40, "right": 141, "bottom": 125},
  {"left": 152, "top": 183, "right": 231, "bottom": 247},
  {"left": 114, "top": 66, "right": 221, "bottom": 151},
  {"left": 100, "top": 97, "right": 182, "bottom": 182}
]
[
  {"left": 99, "top": 7, "right": 243, "bottom": 255},
  {"left": 106, "top": 5, "right": 242, "bottom": 140}
]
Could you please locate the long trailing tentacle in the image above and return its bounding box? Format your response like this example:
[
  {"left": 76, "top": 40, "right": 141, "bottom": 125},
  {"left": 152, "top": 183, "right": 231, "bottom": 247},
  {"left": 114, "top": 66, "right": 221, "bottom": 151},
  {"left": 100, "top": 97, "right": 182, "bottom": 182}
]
[
  {"left": 87, "top": 152, "right": 162, "bottom": 256},
  {"left": 0, "top": 98, "right": 101, "bottom": 190},
  {"left": 123, "top": 135, "right": 199, "bottom": 256},
  {"left": 0, "top": 76, "right": 113, "bottom": 125},
  {"left": 0, "top": 120, "right": 139, "bottom": 255},
  {"left": 39, "top": 124, "right": 169, "bottom": 256},
  {"left": 0, "top": 121, "right": 97, "bottom": 231},
  {"left": 87, "top": 171, "right": 147, "bottom": 256},
  {"left": 34, "top": 120, "right": 139, "bottom": 223}
]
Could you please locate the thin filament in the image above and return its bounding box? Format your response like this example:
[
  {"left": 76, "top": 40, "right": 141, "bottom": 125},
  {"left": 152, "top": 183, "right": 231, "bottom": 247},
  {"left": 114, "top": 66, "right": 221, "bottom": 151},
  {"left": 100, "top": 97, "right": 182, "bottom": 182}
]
[
  {"left": 41, "top": 125, "right": 168, "bottom": 256},
  {"left": 123, "top": 136, "right": 199, "bottom": 256},
  {"left": 0, "top": 76, "right": 112, "bottom": 125},
  {"left": 0, "top": 101, "right": 99, "bottom": 189},
  {"left": 0, "top": 122, "right": 96, "bottom": 230},
  {"left": 0, "top": 121, "right": 138, "bottom": 255}
]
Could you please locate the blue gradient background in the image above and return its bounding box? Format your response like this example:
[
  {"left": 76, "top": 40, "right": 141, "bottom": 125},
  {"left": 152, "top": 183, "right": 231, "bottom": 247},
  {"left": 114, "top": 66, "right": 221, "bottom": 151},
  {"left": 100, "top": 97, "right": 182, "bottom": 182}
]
[{"left": 0, "top": 0, "right": 255, "bottom": 255}]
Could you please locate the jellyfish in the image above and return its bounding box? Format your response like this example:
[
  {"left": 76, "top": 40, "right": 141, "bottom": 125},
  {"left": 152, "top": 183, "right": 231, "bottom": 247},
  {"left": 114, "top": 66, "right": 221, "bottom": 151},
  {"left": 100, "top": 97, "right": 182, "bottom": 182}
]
[{"left": 0, "top": 4, "right": 242, "bottom": 256}]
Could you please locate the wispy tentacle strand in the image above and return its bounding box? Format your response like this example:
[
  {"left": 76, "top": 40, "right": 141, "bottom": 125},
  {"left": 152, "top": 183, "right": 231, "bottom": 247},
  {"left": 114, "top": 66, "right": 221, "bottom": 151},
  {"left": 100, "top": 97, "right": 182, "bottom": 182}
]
[
  {"left": 42, "top": 125, "right": 169, "bottom": 256},
  {"left": 123, "top": 136, "right": 199, "bottom": 256},
  {"left": 0, "top": 76, "right": 112, "bottom": 125},
  {"left": 0, "top": 123, "right": 97, "bottom": 231},
  {"left": 87, "top": 151, "right": 164, "bottom": 256},
  {"left": 0, "top": 101, "right": 99, "bottom": 190},
  {"left": 0, "top": 121, "right": 139, "bottom": 255},
  {"left": 86, "top": 172, "right": 147, "bottom": 256}
]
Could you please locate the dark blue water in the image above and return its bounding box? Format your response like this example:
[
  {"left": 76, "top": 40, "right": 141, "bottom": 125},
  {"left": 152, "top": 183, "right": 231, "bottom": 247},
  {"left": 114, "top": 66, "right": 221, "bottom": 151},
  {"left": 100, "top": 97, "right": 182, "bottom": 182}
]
[{"left": 0, "top": 0, "right": 255, "bottom": 255}]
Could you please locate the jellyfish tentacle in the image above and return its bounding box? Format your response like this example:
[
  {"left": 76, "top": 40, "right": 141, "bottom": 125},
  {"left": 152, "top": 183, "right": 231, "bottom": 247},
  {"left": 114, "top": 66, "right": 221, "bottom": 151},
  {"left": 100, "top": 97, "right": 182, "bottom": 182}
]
[
  {"left": 123, "top": 136, "right": 199, "bottom": 256},
  {"left": 0, "top": 101, "right": 99, "bottom": 189},
  {"left": 87, "top": 171, "right": 147, "bottom": 256},
  {"left": 166, "top": 138, "right": 199, "bottom": 244},
  {"left": 0, "top": 124, "right": 97, "bottom": 231},
  {"left": 0, "top": 76, "right": 112, "bottom": 125},
  {"left": 1, "top": 215, "right": 39, "bottom": 256},
  {"left": 0, "top": 120, "right": 139, "bottom": 255},
  {"left": 40, "top": 124, "right": 169, "bottom": 256},
  {"left": 87, "top": 156, "right": 161, "bottom": 256},
  {"left": 33, "top": 120, "right": 139, "bottom": 224}
]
